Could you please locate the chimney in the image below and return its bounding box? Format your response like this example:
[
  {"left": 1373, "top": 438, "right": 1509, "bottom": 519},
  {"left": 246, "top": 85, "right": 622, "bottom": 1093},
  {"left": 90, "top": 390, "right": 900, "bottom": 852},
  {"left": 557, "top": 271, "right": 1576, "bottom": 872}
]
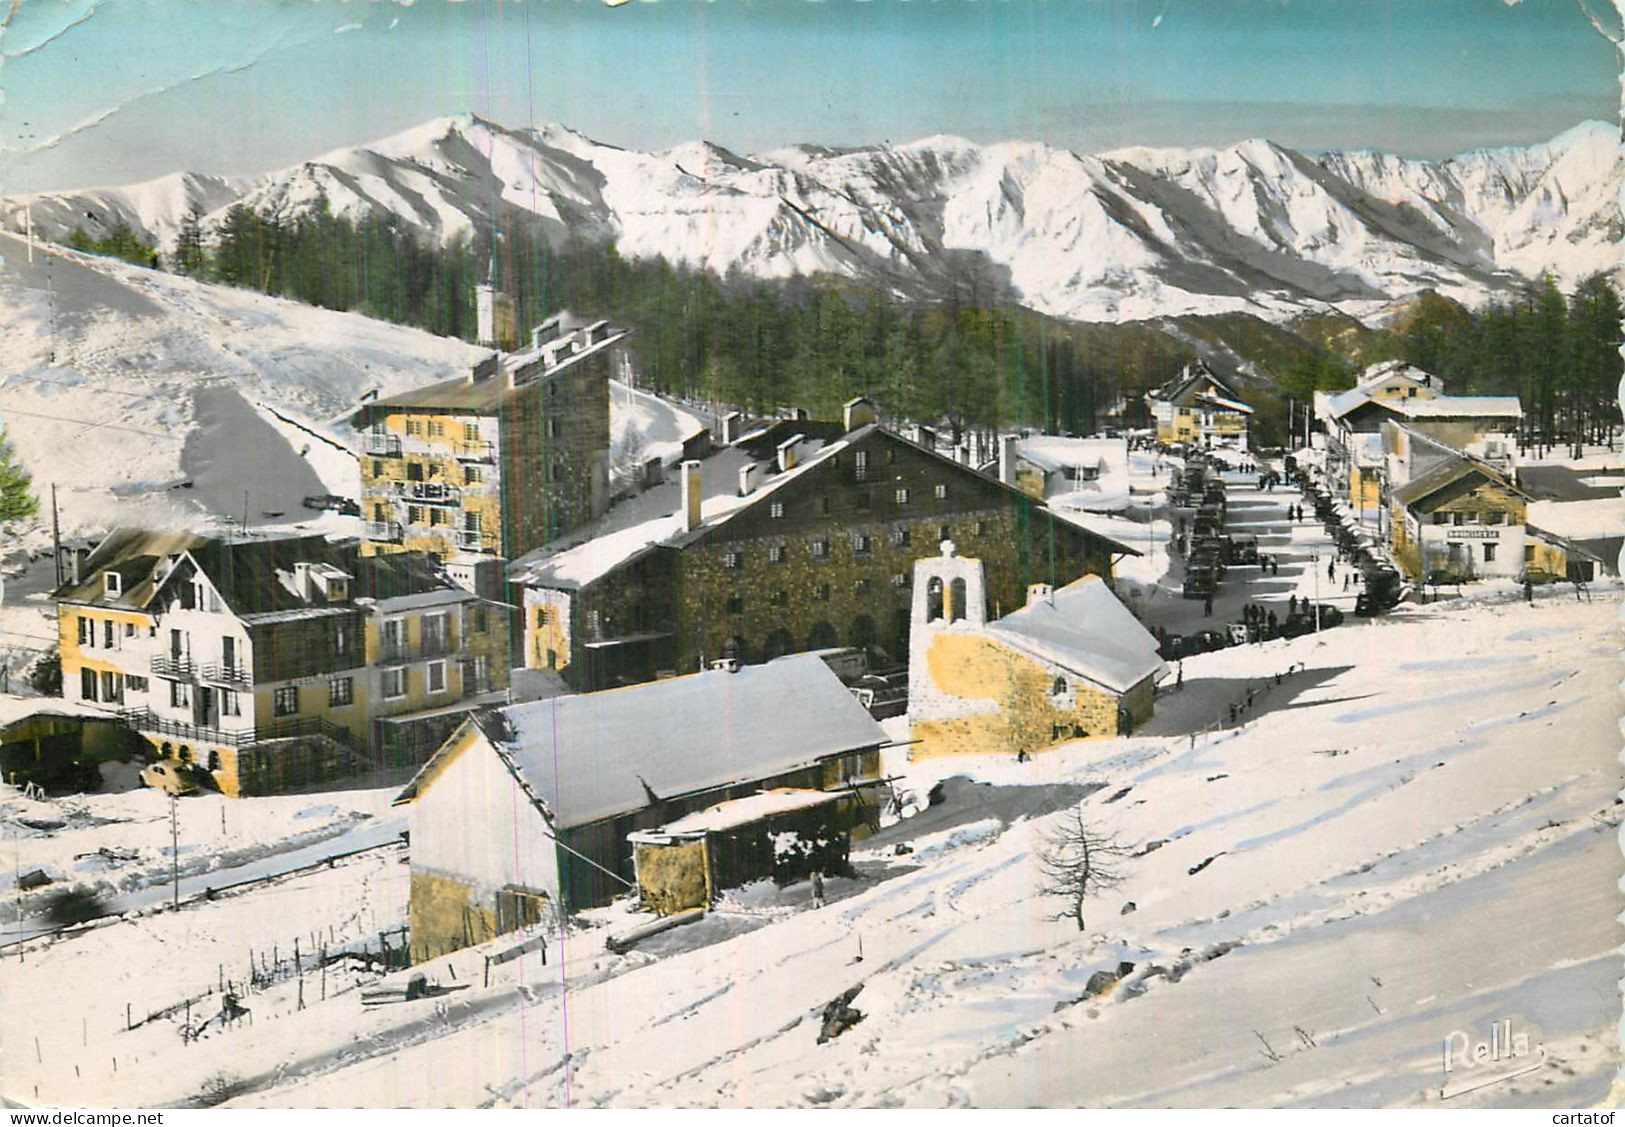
[
  {"left": 957, "top": 442, "right": 971, "bottom": 466},
  {"left": 680, "top": 459, "right": 702, "bottom": 532},
  {"left": 476, "top": 283, "right": 496, "bottom": 348},
  {"left": 777, "top": 434, "right": 804, "bottom": 474},
  {"left": 915, "top": 425, "right": 936, "bottom": 452},
  {"left": 843, "top": 397, "right": 877, "bottom": 432},
  {"left": 720, "top": 412, "right": 743, "bottom": 445},
  {"left": 1026, "top": 583, "right": 1054, "bottom": 607},
  {"left": 999, "top": 435, "right": 1019, "bottom": 485},
  {"left": 738, "top": 462, "right": 759, "bottom": 497},
  {"left": 643, "top": 457, "right": 665, "bottom": 489}
]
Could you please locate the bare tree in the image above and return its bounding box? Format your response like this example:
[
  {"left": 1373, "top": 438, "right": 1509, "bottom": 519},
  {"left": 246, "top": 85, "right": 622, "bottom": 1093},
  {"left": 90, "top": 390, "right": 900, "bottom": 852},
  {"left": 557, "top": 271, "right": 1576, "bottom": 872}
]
[{"left": 1038, "top": 806, "right": 1130, "bottom": 932}]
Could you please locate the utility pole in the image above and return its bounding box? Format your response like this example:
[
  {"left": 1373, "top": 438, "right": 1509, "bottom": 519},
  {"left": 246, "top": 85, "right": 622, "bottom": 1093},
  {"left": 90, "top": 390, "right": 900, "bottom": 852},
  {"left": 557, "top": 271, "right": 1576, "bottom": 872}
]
[
  {"left": 170, "top": 793, "right": 180, "bottom": 910},
  {"left": 1309, "top": 552, "right": 1322, "bottom": 646},
  {"left": 50, "top": 483, "right": 62, "bottom": 588}
]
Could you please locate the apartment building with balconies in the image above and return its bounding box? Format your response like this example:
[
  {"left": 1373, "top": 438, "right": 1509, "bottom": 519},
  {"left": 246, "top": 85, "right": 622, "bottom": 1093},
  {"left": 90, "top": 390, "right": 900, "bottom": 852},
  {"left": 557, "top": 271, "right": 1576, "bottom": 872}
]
[
  {"left": 351, "top": 313, "right": 628, "bottom": 572},
  {"left": 54, "top": 532, "right": 511, "bottom": 795}
]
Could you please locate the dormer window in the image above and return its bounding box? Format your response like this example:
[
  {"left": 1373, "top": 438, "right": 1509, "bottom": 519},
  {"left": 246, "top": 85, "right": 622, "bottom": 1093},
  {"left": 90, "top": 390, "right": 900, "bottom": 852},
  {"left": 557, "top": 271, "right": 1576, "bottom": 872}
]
[{"left": 104, "top": 573, "right": 122, "bottom": 596}]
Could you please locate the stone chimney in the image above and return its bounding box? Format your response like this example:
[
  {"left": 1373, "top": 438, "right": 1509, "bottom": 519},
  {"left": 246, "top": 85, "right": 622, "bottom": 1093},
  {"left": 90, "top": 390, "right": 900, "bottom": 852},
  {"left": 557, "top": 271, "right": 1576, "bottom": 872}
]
[
  {"left": 999, "top": 435, "right": 1020, "bottom": 486},
  {"left": 720, "top": 412, "right": 743, "bottom": 445},
  {"left": 843, "top": 396, "right": 877, "bottom": 432},
  {"left": 738, "top": 462, "right": 760, "bottom": 497},
  {"left": 680, "top": 460, "right": 702, "bottom": 533},
  {"left": 777, "top": 434, "right": 804, "bottom": 474}
]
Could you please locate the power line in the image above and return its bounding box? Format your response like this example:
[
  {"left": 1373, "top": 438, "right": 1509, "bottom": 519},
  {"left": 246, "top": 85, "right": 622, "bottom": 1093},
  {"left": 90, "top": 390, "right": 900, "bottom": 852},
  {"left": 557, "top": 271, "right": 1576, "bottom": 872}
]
[{"left": 0, "top": 403, "right": 184, "bottom": 441}]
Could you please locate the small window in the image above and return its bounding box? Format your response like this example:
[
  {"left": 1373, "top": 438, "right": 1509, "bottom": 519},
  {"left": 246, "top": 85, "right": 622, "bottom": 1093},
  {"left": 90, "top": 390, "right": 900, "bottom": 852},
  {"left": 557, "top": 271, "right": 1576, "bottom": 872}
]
[
  {"left": 769, "top": 502, "right": 785, "bottom": 520},
  {"left": 426, "top": 662, "right": 446, "bottom": 694},
  {"left": 464, "top": 423, "right": 480, "bottom": 442},
  {"left": 126, "top": 675, "right": 148, "bottom": 693},
  {"left": 78, "top": 616, "right": 92, "bottom": 647},
  {"left": 975, "top": 520, "right": 989, "bottom": 536},
  {"left": 170, "top": 680, "right": 191, "bottom": 708},
  {"left": 273, "top": 685, "right": 299, "bottom": 717},
  {"left": 124, "top": 623, "right": 137, "bottom": 637},
  {"left": 818, "top": 497, "right": 831, "bottom": 516},
  {"left": 768, "top": 544, "right": 786, "bottom": 564},
  {"left": 852, "top": 533, "right": 873, "bottom": 555},
  {"left": 895, "top": 487, "right": 910, "bottom": 505},
  {"left": 1433, "top": 513, "right": 1449, "bottom": 526},
  {"left": 892, "top": 573, "right": 909, "bottom": 589},
  {"left": 811, "top": 538, "right": 830, "bottom": 560},
  {"left": 815, "top": 583, "right": 831, "bottom": 602},
  {"left": 407, "top": 462, "right": 425, "bottom": 482},
  {"left": 890, "top": 527, "right": 910, "bottom": 548},
  {"left": 429, "top": 508, "right": 447, "bottom": 527},
  {"left": 1524, "top": 544, "right": 1536, "bottom": 563},
  {"left": 221, "top": 689, "right": 241, "bottom": 717},
  {"left": 329, "top": 677, "right": 354, "bottom": 707},
  {"left": 723, "top": 550, "right": 743, "bottom": 571},
  {"left": 408, "top": 506, "right": 425, "bottom": 525},
  {"left": 1452, "top": 512, "right": 1466, "bottom": 526},
  {"left": 104, "top": 573, "right": 122, "bottom": 596},
  {"left": 103, "top": 620, "right": 116, "bottom": 649},
  {"left": 382, "top": 667, "right": 408, "bottom": 700},
  {"left": 934, "top": 483, "right": 948, "bottom": 501},
  {"left": 81, "top": 667, "right": 97, "bottom": 703},
  {"left": 547, "top": 417, "right": 562, "bottom": 438},
  {"left": 1483, "top": 543, "right": 1497, "bottom": 564},
  {"left": 372, "top": 460, "right": 383, "bottom": 477},
  {"left": 428, "top": 420, "right": 446, "bottom": 438},
  {"left": 725, "top": 595, "right": 745, "bottom": 615},
  {"left": 536, "top": 607, "right": 551, "bottom": 627},
  {"left": 854, "top": 451, "right": 870, "bottom": 482},
  {"left": 405, "top": 419, "right": 423, "bottom": 437}
]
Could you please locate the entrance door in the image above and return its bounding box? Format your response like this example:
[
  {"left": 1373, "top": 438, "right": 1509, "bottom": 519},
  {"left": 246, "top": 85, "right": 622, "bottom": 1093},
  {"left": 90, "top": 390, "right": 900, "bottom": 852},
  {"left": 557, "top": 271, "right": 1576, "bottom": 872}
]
[{"left": 195, "top": 686, "right": 217, "bottom": 728}]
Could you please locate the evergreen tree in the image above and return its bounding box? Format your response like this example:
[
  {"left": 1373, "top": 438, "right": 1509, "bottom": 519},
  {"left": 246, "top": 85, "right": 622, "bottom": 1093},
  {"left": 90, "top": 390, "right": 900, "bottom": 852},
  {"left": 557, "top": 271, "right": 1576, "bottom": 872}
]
[
  {"left": 173, "top": 204, "right": 208, "bottom": 277},
  {"left": 0, "top": 430, "right": 38, "bottom": 524}
]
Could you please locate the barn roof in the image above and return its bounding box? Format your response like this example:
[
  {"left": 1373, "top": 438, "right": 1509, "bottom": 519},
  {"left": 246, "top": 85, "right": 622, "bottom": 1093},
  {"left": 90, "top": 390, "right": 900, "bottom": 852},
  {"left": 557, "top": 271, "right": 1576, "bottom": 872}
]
[{"left": 397, "top": 653, "right": 886, "bottom": 830}]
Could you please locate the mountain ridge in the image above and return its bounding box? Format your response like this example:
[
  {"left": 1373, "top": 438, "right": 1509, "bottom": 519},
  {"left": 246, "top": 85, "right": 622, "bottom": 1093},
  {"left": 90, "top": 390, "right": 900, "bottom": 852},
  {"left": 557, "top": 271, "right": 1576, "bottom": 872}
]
[{"left": 5, "top": 115, "right": 1618, "bottom": 325}]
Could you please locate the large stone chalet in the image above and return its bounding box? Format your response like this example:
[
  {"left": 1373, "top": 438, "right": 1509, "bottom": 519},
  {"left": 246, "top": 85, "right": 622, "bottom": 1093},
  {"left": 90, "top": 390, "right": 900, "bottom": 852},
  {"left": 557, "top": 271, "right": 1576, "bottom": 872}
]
[{"left": 509, "top": 400, "right": 1138, "bottom": 691}]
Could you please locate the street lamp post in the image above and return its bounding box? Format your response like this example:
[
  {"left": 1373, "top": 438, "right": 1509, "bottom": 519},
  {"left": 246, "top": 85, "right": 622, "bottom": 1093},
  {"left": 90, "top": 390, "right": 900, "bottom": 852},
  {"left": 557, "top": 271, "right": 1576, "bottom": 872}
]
[{"left": 1309, "top": 552, "right": 1322, "bottom": 645}]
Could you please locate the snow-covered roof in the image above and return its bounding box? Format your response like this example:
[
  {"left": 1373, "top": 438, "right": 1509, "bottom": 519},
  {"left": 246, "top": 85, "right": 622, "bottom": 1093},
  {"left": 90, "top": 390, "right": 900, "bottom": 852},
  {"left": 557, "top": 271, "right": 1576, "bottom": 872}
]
[
  {"left": 1401, "top": 396, "right": 1523, "bottom": 421},
  {"left": 1008, "top": 436, "right": 1127, "bottom": 475},
  {"left": 0, "top": 695, "right": 107, "bottom": 732},
  {"left": 1525, "top": 498, "right": 1625, "bottom": 542},
  {"left": 986, "top": 575, "right": 1165, "bottom": 695},
  {"left": 404, "top": 654, "right": 886, "bottom": 830},
  {"left": 1195, "top": 391, "right": 1255, "bottom": 415},
  {"left": 1392, "top": 456, "right": 1526, "bottom": 509},
  {"left": 634, "top": 788, "right": 841, "bottom": 837}
]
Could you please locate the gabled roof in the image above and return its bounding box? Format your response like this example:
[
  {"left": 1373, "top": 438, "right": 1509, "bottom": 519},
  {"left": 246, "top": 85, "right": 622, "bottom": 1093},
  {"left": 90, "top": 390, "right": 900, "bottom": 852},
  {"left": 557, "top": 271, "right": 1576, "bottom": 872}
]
[
  {"left": 509, "top": 423, "right": 1139, "bottom": 590},
  {"left": 1400, "top": 396, "right": 1523, "bottom": 421},
  {"left": 396, "top": 653, "right": 886, "bottom": 830},
  {"left": 1392, "top": 455, "right": 1528, "bottom": 510},
  {"left": 52, "top": 528, "right": 213, "bottom": 610},
  {"left": 986, "top": 575, "right": 1165, "bottom": 695},
  {"left": 158, "top": 535, "right": 357, "bottom": 618}
]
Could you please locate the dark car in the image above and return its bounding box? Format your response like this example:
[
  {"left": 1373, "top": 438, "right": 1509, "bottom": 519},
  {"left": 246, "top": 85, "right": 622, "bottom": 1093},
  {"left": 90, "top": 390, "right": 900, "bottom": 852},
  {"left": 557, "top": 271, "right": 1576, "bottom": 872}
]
[
  {"left": 1186, "top": 629, "right": 1231, "bottom": 653},
  {"left": 1183, "top": 570, "right": 1217, "bottom": 599},
  {"left": 303, "top": 494, "right": 362, "bottom": 517}
]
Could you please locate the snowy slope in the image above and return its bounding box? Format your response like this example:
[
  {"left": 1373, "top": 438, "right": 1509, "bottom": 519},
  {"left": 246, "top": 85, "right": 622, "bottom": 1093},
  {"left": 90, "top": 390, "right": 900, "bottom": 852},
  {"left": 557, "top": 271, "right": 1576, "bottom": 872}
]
[
  {"left": 0, "top": 234, "right": 696, "bottom": 543},
  {"left": 5, "top": 117, "right": 1618, "bottom": 324},
  {"left": 6, "top": 594, "right": 1614, "bottom": 1108},
  {"left": 0, "top": 232, "right": 489, "bottom": 539}
]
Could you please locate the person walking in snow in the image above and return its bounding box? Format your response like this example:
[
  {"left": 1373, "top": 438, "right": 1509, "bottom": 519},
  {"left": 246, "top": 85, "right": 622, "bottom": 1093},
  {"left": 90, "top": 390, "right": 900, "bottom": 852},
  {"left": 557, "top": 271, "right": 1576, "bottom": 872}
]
[
  {"left": 1524, "top": 577, "right": 1534, "bottom": 604},
  {"left": 1203, "top": 593, "right": 1214, "bottom": 618},
  {"left": 1176, "top": 661, "right": 1184, "bottom": 690},
  {"left": 1266, "top": 609, "right": 1278, "bottom": 637},
  {"left": 1327, "top": 559, "right": 1335, "bottom": 582},
  {"left": 1343, "top": 573, "right": 1350, "bottom": 592},
  {"left": 811, "top": 871, "right": 825, "bottom": 908}
]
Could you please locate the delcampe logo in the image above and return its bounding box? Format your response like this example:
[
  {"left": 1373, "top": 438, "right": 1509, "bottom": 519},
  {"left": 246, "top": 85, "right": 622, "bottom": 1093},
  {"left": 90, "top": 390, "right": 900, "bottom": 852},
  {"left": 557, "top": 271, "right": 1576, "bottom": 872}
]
[{"left": 1439, "top": 1017, "right": 1547, "bottom": 1100}]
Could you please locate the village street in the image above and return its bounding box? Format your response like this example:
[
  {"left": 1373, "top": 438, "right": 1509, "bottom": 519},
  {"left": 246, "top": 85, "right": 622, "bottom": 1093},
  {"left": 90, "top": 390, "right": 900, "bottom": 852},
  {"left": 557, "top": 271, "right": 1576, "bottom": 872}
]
[{"left": 1132, "top": 471, "right": 1361, "bottom": 641}]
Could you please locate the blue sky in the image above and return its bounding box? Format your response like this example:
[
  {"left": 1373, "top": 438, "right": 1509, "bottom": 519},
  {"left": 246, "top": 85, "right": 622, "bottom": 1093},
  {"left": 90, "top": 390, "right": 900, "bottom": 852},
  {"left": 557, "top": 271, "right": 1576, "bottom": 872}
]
[{"left": 2, "top": 0, "right": 1618, "bottom": 193}]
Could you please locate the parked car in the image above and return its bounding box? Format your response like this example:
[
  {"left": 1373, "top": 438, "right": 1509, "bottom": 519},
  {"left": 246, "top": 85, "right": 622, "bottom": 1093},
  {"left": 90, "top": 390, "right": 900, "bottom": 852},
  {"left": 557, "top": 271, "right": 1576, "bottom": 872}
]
[
  {"left": 1230, "top": 536, "right": 1260, "bottom": 565},
  {"left": 141, "top": 760, "right": 200, "bottom": 796},
  {"left": 1186, "top": 629, "right": 1231, "bottom": 653},
  {"left": 303, "top": 494, "right": 361, "bottom": 517},
  {"left": 1183, "top": 569, "right": 1217, "bottom": 599}
]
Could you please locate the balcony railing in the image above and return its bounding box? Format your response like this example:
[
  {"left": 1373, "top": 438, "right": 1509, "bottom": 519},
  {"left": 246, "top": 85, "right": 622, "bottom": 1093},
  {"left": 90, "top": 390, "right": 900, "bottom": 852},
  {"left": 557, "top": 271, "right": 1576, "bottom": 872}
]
[
  {"left": 389, "top": 481, "right": 461, "bottom": 506},
  {"left": 455, "top": 528, "right": 495, "bottom": 552},
  {"left": 363, "top": 433, "right": 402, "bottom": 457},
  {"left": 151, "top": 654, "right": 195, "bottom": 679},
  {"left": 119, "top": 708, "right": 356, "bottom": 752},
  {"left": 365, "top": 521, "right": 403, "bottom": 543},
  {"left": 199, "top": 661, "right": 251, "bottom": 688},
  {"left": 380, "top": 636, "right": 455, "bottom": 663},
  {"left": 454, "top": 441, "right": 495, "bottom": 463}
]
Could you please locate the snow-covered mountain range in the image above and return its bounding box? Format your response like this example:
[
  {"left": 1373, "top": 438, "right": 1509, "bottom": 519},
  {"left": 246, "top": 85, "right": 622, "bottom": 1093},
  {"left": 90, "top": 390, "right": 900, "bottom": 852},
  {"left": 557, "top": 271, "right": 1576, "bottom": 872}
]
[{"left": 4, "top": 116, "right": 1619, "bottom": 323}]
